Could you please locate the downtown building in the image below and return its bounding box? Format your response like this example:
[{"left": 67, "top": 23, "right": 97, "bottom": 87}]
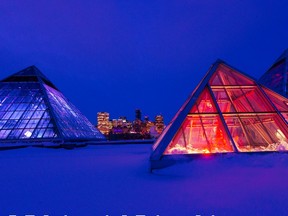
[{"left": 96, "top": 110, "right": 165, "bottom": 140}]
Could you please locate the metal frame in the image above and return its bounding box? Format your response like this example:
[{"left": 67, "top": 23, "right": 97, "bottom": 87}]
[
  {"left": 150, "top": 59, "right": 288, "bottom": 169},
  {"left": 0, "top": 66, "right": 105, "bottom": 145}
]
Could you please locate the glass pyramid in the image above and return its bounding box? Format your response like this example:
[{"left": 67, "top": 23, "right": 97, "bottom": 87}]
[
  {"left": 0, "top": 66, "right": 105, "bottom": 144},
  {"left": 151, "top": 61, "right": 288, "bottom": 168},
  {"left": 259, "top": 49, "right": 288, "bottom": 97}
]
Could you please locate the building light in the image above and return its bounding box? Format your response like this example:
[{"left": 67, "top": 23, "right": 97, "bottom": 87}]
[{"left": 24, "top": 131, "right": 32, "bottom": 138}]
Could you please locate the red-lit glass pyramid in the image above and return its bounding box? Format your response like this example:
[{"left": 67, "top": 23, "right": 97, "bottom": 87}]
[
  {"left": 0, "top": 66, "right": 105, "bottom": 146},
  {"left": 150, "top": 60, "right": 288, "bottom": 169}
]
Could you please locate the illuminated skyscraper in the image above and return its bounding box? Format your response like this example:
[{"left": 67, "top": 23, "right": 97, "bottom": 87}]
[
  {"left": 135, "top": 109, "right": 141, "bottom": 120},
  {"left": 97, "top": 112, "right": 111, "bottom": 135},
  {"left": 155, "top": 114, "right": 165, "bottom": 134}
]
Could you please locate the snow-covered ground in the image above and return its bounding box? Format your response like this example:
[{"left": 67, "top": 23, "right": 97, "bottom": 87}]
[{"left": 1, "top": 144, "right": 288, "bottom": 216}]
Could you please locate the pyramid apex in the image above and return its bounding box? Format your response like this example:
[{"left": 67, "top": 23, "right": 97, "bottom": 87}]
[
  {"left": 4, "top": 65, "right": 44, "bottom": 78},
  {"left": 259, "top": 49, "right": 288, "bottom": 97},
  {"left": 0, "top": 65, "right": 60, "bottom": 90},
  {"left": 215, "top": 58, "right": 225, "bottom": 64},
  {"left": 272, "top": 48, "right": 288, "bottom": 64}
]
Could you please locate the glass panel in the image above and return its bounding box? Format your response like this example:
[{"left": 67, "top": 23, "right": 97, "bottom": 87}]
[
  {"left": 37, "top": 118, "right": 50, "bottom": 128},
  {"left": 0, "top": 82, "right": 57, "bottom": 140},
  {"left": 0, "top": 103, "right": 12, "bottom": 111},
  {"left": 21, "top": 93, "right": 37, "bottom": 103},
  {"left": 210, "top": 64, "right": 254, "bottom": 86},
  {"left": 26, "top": 102, "right": 39, "bottom": 110},
  {"left": 44, "top": 84, "right": 104, "bottom": 139},
  {"left": 209, "top": 73, "right": 222, "bottom": 85},
  {"left": 31, "top": 128, "right": 40, "bottom": 138},
  {"left": 13, "top": 97, "right": 24, "bottom": 103},
  {"left": 3, "top": 119, "right": 18, "bottom": 129},
  {"left": 201, "top": 116, "right": 233, "bottom": 152},
  {"left": 8, "top": 103, "right": 19, "bottom": 111},
  {"left": 224, "top": 116, "right": 250, "bottom": 150},
  {"left": 0, "top": 130, "right": 11, "bottom": 139},
  {"left": 0, "top": 120, "right": 6, "bottom": 129},
  {"left": 224, "top": 114, "right": 288, "bottom": 152},
  {"left": 165, "top": 128, "right": 186, "bottom": 154},
  {"left": 10, "top": 111, "right": 24, "bottom": 119},
  {"left": 7, "top": 129, "right": 23, "bottom": 139},
  {"left": 164, "top": 115, "right": 233, "bottom": 154},
  {"left": 259, "top": 114, "right": 288, "bottom": 149},
  {"left": 281, "top": 113, "right": 288, "bottom": 123},
  {"left": 240, "top": 115, "right": 272, "bottom": 147},
  {"left": 190, "top": 88, "right": 217, "bottom": 113},
  {"left": 17, "top": 103, "right": 29, "bottom": 111},
  {"left": 15, "top": 119, "right": 29, "bottom": 129},
  {"left": 42, "top": 112, "right": 50, "bottom": 118},
  {"left": 32, "top": 110, "right": 44, "bottom": 119},
  {"left": 36, "top": 129, "right": 46, "bottom": 138},
  {"left": 22, "top": 110, "right": 35, "bottom": 119},
  {"left": 212, "top": 89, "right": 236, "bottom": 112},
  {"left": 241, "top": 88, "right": 273, "bottom": 112},
  {"left": 259, "top": 60, "right": 286, "bottom": 95},
  {"left": 37, "top": 101, "right": 47, "bottom": 110},
  {"left": 26, "top": 119, "right": 39, "bottom": 128},
  {"left": 226, "top": 88, "right": 254, "bottom": 112},
  {"left": 43, "top": 128, "right": 56, "bottom": 138},
  {"left": 263, "top": 88, "right": 288, "bottom": 112}
]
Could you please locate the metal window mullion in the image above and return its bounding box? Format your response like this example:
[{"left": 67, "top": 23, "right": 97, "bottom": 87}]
[
  {"left": 207, "top": 86, "right": 238, "bottom": 152},
  {"left": 210, "top": 73, "right": 239, "bottom": 151},
  {"left": 30, "top": 110, "right": 46, "bottom": 138},
  {"left": 238, "top": 87, "right": 275, "bottom": 144},
  {"left": 10, "top": 88, "right": 40, "bottom": 135},
  {"left": 198, "top": 115, "right": 212, "bottom": 152},
  {"left": 229, "top": 73, "right": 271, "bottom": 147},
  {"left": 194, "top": 94, "right": 212, "bottom": 152},
  {"left": 19, "top": 97, "right": 43, "bottom": 139},
  {"left": 181, "top": 127, "right": 188, "bottom": 148},
  {"left": 2, "top": 83, "right": 31, "bottom": 138},
  {"left": 257, "top": 83, "right": 288, "bottom": 129},
  {"left": 284, "top": 51, "right": 288, "bottom": 95},
  {"left": 37, "top": 79, "right": 64, "bottom": 141},
  {"left": 2, "top": 93, "right": 27, "bottom": 139}
]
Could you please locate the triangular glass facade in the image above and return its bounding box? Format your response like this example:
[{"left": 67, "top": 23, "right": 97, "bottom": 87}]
[
  {"left": 0, "top": 82, "right": 57, "bottom": 139},
  {"left": 151, "top": 61, "right": 288, "bottom": 167},
  {"left": 0, "top": 66, "right": 105, "bottom": 143},
  {"left": 259, "top": 49, "right": 288, "bottom": 97}
]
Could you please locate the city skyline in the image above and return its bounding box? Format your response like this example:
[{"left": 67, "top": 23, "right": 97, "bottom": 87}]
[
  {"left": 97, "top": 110, "right": 165, "bottom": 139},
  {"left": 1, "top": 1, "right": 288, "bottom": 123}
]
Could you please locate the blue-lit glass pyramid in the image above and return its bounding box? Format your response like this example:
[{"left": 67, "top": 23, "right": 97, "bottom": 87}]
[
  {"left": 259, "top": 49, "right": 288, "bottom": 97},
  {"left": 0, "top": 66, "right": 105, "bottom": 144}
]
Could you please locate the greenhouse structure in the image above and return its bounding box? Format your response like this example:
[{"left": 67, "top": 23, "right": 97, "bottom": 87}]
[
  {"left": 150, "top": 60, "right": 288, "bottom": 169},
  {"left": 0, "top": 66, "right": 105, "bottom": 147},
  {"left": 259, "top": 49, "right": 288, "bottom": 98}
]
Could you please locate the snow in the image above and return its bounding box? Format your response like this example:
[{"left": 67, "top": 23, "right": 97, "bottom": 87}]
[{"left": 1, "top": 144, "right": 288, "bottom": 216}]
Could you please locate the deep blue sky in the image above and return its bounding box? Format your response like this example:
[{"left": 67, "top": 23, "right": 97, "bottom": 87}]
[{"left": 1, "top": 0, "right": 288, "bottom": 124}]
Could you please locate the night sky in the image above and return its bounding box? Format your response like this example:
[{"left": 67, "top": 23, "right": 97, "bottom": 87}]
[{"left": 1, "top": 1, "right": 288, "bottom": 124}]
